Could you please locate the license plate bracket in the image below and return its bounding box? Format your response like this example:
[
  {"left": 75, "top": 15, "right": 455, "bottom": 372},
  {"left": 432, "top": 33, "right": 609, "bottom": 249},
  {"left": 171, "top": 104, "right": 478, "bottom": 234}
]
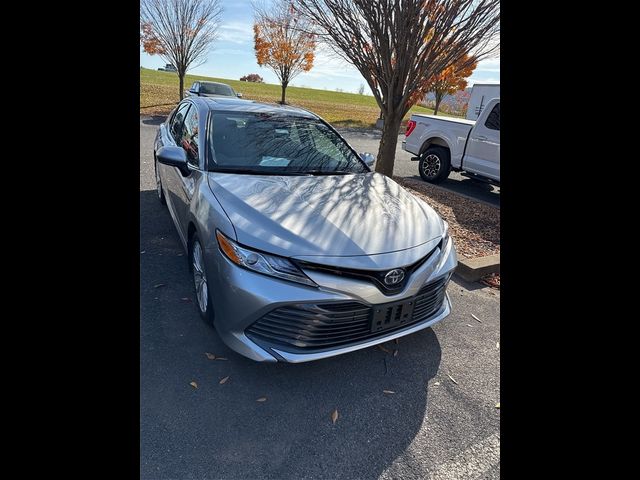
[{"left": 371, "top": 297, "right": 416, "bottom": 333}]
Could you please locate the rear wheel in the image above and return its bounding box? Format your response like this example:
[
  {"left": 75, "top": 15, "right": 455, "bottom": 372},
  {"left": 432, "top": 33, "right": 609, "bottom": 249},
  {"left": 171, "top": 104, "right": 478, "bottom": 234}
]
[
  {"left": 418, "top": 146, "right": 451, "bottom": 184},
  {"left": 155, "top": 157, "right": 166, "bottom": 205},
  {"left": 190, "top": 236, "right": 215, "bottom": 325}
]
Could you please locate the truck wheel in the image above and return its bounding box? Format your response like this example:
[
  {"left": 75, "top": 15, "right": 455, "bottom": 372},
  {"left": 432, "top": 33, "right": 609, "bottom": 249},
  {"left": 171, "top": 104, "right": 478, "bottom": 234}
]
[{"left": 419, "top": 146, "right": 451, "bottom": 184}]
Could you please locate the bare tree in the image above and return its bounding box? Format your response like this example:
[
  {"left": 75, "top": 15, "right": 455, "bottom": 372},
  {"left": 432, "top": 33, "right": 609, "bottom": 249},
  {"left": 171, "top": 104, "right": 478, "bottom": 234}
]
[
  {"left": 294, "top": 0, "right": 499, "bottom": 176},
  {"left": 141, "top": 0, "right": 223, "bottom": 100},
  {"left": 253, "top": 0, "right": 317, "bottom": 104}
]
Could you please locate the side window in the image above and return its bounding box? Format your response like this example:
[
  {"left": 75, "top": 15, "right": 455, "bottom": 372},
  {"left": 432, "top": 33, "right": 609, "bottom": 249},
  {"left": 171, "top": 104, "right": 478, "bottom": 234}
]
[
  {"left": 484, "top": 103, "right": 500, "bottom": 131},
  {"left": 181, "top": 104, "right": 199, "bottom": 166},
  {"left": 192, "top": 82, "right": 199, "bottom": 93},
  {"left": 170, "top": 103, "right": 190, "bottom": 143}
]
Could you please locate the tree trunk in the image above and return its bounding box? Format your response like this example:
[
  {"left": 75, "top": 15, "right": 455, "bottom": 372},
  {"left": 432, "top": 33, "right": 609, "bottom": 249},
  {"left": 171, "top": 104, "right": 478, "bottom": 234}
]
[
  {"left": 280, "top": 82, "right": 288, "bottom": 104},
  {"left": 434, "top": 94, "right": 442, "bottom": 115},
  {"left": 374, "top": 113, "right": 402, "bottom": 177},
  {"left": 179, "top": 74, "right": 184, "bottom": 101}
]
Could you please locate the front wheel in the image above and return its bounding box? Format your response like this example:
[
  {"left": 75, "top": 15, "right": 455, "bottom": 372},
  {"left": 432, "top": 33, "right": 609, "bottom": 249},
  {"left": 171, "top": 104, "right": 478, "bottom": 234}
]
[
  {"left": 418, "top": 146, "right": 451, "bottom": 184},
  {"left": 190, "top": 236, "right": 215, "bottom": 326}
]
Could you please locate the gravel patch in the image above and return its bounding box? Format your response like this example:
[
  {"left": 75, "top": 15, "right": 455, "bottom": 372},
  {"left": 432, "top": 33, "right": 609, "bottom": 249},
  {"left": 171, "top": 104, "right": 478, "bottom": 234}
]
[{"left": 394, "top": 176, "right": 500, "bottom": 259}]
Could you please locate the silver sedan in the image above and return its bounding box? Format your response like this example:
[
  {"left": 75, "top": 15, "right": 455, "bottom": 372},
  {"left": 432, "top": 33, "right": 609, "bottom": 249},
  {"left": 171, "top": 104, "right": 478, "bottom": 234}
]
[{"left": 154, "top": 96, "right": 457, "bottom": 362}]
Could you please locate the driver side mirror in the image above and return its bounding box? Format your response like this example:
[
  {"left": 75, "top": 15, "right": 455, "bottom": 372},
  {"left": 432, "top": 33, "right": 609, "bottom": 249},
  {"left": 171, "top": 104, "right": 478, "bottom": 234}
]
[
  {"left": 236, "top": 92, "right": 243, "bottom": 98},
  {"left": 360, "top": 152, "right": 375, "bottom": 168},
  {"left": 157, "top": 146, "right": 190, "bottom": 176}
]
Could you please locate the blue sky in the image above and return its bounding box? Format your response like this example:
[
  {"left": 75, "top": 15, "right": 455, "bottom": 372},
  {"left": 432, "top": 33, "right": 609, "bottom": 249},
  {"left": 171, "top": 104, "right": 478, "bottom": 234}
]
[{"left": 140, "top": 0, "right": 500, "bottom": 94}]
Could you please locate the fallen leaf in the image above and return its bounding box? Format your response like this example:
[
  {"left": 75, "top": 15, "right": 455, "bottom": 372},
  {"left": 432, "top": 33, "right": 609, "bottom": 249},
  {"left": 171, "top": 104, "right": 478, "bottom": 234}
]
[
  {"left": 495, "top": 403, "right": 500, "bottom": 409},
  {"left": 393, "top": 350, "right": 398, "bottom": 357},
  {"left": 496, "top": 341, "right": 500, "bottom": 349},
  {"left": 205, "top": 353, "right": 216, "bottom": 360},
  {"left": 219, "top": 376, "right": 229, "bottom": 384},
  {"left": 383, "top": 390, "right": 395, "bottom": 394},
  {"left": 140, "top": 250, "right": 146, "bottom": 254},
  {"left": 181, "top": 297, "right": 191, "bottom": 302},
  {"left": 331, "top": 408, "right": 339, "bottom": 424},
  {"left": 177, "top": 253, "right": 184, "bottom": 257},
  {"left": 434, "top": 381, "right": 440, "bottom": 386},
  {"left": 153, "top": 283, "right": 166, "bottom": 289},
  {"left": 377, "top": 345, "right": 391, "bottom": 354},
  {"left": 466, "top": 324, "right": 473, "bottom": 327},
  {"left": 256, "top": 397, "right": 267, "bottom": 402},
  {"left": 447, "top": 374, "right": 458, "bottom": 385},
  {"left": 471, "top": 314, "right": 482, "bottom": 323},
  {"left": 215, "top": 357, "right": 228, "bottom": 361},
  {"left": 189, "top": 381, "right": 198, "bottom": 389}
]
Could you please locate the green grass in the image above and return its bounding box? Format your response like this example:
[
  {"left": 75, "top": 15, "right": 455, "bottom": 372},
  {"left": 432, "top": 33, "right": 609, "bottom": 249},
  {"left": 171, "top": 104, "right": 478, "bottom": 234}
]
[{"left": 140, "top": 67, "right": 448, "bottom": 128}]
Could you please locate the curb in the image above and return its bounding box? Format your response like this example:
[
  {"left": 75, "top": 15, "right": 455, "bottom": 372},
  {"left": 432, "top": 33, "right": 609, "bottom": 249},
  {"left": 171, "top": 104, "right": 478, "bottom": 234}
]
[{"left": 455, "top": 254, "right": 500, "bottom": 282}]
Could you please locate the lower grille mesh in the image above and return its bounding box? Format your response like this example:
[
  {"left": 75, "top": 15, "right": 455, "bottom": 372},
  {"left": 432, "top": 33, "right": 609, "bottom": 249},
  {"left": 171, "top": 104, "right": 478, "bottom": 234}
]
[{"left": 246, "top": 277, "right": 448, "bottom": 352}]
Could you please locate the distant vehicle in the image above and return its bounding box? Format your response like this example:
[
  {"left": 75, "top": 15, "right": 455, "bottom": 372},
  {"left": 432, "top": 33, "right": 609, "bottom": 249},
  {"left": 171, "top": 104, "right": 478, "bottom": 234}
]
[
  {"left": 466, "top": 83, "right": 500, "bottom": 121},
  {"left": 157, "top": 64, "right": 177, "bottom": 73},
  {"left": 186, "top": 81, "right": 243, "bottom": 98},
  {"left": 403, "top": 98, "right": 500, "bottom": 185}
]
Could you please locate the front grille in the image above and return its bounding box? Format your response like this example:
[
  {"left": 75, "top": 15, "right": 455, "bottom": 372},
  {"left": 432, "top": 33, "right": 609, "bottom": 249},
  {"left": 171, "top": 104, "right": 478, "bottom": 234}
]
[
  {"left": 295, "top": 240, "right": 441, "bottom": 295},
  {"left": 246, "top": 277, "right": 448, "bottom": 352}
]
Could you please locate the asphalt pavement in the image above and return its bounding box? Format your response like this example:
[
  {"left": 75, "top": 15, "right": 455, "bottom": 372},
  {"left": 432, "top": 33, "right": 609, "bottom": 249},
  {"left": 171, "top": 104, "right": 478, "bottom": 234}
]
[{"left": 140, "top": 117, "right": 500, "bottom": 479}]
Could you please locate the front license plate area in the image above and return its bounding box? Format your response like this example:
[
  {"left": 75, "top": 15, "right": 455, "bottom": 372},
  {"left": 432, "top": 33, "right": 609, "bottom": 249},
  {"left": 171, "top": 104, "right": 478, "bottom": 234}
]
[{"left": 371, "top": 298, "right": 416, "bottom": 333}]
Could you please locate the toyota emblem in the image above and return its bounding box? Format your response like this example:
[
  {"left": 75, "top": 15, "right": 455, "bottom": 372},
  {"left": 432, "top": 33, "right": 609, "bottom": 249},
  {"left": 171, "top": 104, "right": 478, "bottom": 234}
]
[{"left": 384, "top": 268, "right": 405, "bottom": 285}]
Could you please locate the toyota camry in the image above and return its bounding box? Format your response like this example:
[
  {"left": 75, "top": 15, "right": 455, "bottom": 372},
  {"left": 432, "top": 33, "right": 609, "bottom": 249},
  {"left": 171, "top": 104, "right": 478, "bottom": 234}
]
[{"left": 154, "top": 96, "right": 457, "bottom": 362}]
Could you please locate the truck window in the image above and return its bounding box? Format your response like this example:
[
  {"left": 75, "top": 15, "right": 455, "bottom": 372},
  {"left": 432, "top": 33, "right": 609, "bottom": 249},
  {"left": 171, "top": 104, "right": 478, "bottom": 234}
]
[{"left": 484, "top": 103, "right": 500, "bottom": 131}]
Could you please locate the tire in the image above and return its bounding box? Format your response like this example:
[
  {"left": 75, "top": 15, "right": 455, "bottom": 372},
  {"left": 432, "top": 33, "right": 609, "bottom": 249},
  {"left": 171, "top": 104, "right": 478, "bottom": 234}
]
[
  {"left": 189, "top": 235, "right": 215, "bottom": 326},
  {"left": 418, "top": 146, "right": 451, "bottom": 184},
  {"left": 155, "top": 157, "right": 167, "bottom": 206}
]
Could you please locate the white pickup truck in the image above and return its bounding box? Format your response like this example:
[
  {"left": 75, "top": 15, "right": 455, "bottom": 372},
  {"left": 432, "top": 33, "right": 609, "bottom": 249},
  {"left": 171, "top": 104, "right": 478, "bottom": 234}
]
[{"left": 402, "top": 97, "right": 500, "bottom": 185}]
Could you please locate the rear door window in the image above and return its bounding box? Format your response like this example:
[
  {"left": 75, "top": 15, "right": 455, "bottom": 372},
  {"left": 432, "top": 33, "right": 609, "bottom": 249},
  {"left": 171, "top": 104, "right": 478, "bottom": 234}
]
[{"left": 484, "top": 103, "right": 500, "bottom": 131}]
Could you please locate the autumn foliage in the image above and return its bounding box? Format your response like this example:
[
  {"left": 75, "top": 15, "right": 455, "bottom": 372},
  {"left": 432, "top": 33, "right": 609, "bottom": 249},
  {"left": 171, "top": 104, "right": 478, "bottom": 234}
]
[
  {"left": 410, "top": 55, "right": 477, "bottom": 115},
  {"left": 253, "top": 1, "right": 316, "bottom": 104}
]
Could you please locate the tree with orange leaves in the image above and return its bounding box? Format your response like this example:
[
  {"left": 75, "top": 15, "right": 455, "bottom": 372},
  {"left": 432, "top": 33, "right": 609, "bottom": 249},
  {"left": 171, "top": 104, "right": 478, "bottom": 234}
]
[
  {"left": 427, "top": 55, "right": 477, "bottom": 115},
  {"left": 254, "top": 1, "right": 316, "bottom": 104}
]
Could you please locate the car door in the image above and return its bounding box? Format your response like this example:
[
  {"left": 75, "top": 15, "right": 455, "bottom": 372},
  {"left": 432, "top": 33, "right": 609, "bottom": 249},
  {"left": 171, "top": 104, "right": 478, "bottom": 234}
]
[
  {"left": 172, "top": 103, "right": 201, "bottom": 235},
  {"left": 462, "top": 101, "right": 500, "bottom": 181},
  {"left": 161, "top": 102, "right": 191, "bottom": 242}
]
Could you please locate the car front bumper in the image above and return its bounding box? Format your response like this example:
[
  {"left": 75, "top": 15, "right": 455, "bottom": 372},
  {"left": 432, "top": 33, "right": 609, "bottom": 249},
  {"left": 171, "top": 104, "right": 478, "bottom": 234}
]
[{"left": 206, "top": 236, "right": 458, "bottom": 362}]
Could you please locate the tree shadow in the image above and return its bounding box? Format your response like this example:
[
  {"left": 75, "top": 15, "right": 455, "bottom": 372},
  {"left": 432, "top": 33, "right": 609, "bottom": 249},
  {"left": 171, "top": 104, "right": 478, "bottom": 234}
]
[{"left": 140, "top": 188, "right": 443, "bottom": 479}]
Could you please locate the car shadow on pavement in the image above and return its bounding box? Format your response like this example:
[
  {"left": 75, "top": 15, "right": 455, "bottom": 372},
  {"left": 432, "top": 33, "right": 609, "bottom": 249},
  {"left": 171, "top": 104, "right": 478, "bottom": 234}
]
[{"left": 140, "top": 189, "right": 443, "bottom": 479}]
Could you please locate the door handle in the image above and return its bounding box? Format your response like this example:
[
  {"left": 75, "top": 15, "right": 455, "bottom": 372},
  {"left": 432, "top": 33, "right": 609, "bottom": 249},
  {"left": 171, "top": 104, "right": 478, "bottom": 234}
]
[{"left": 475, "top": 135, "right": 488, "bottom": 141}]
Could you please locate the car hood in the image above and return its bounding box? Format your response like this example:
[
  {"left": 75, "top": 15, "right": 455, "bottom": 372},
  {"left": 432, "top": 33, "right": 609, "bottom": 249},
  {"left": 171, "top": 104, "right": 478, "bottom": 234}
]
[{"left": 208, "top": 172, "right": 444, "bottom": 259}]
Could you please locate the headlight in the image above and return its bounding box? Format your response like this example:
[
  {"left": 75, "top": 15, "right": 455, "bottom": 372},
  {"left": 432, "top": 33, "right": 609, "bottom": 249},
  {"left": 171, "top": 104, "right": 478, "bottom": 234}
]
[
  {"left": 216, "top": 230, "right": 317, "bottom": 287},
  {"left": 441, "top": 220, "right": 450, "bottom": 248}
]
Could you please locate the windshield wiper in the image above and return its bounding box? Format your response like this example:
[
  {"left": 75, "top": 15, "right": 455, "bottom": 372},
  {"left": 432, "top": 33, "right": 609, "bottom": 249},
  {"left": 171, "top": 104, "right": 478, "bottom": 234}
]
[{"left": 299, "top": 170, "right": 354, "bottom": 176}]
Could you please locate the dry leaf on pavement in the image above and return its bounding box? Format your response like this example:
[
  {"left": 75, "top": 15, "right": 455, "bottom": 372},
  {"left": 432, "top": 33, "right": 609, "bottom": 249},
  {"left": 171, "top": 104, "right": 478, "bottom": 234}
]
[
  {"left": 383, "top": 390, "right": 395, "bottom": 394},
  {"left": 447, "top": 374, "right": 458, "bottom": 385},
  {"left": 256, "top": 397, "right": 267, "bottom": 402},
  {"left": 495, "top": 403, "right": 500, "bottom": 409},
  {"left": 393, "top": 350, "right": 398, "bottom": 357},
  {"left": 434, "top": 381, "right": 440, "bottom": 386},
  {"left": 219, "top": 376, "right": 230, "bottom": 384},
  {"left": 205, "top": 353, "right": 216, "bottom": 360},
  {"left": 215, "top": 357, "right": 228, "bottom": 361},
  {"left": 189, "top": 381, "right": 198, "bottom": 389},
  {"left": 180, "top": 297, "right": 191, "bottom": 302},
  {"left": 471, "top": 314, "right": 482, "bottom": 323},
  {"left": 331, "top": 409, "right": 339, "bottom": 424}
]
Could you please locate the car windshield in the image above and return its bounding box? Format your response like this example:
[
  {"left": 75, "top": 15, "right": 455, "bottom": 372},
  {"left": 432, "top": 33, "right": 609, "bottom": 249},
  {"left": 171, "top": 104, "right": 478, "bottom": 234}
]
[
  {"left": 200, "top": 83, "right": 235, "bottom": 96},
  {"left": 207, "top": 112, "right": 368, "bottom": 175}
]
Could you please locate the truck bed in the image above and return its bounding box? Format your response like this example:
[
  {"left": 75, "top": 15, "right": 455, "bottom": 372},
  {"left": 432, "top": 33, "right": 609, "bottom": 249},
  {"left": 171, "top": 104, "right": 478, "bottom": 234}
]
[{"left": 411, "top": 114, "right": 476, "bottom": 126}]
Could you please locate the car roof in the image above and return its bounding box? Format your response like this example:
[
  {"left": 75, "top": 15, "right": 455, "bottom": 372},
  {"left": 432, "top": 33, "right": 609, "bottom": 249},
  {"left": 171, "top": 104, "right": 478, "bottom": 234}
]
[{"left": 188, "top": 96, "right": 318, "bottom": 119}]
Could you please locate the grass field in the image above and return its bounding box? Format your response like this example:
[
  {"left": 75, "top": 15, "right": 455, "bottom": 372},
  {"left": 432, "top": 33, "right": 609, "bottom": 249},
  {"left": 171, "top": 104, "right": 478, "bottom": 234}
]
[{"left": 140, "top": 67, "right": 440, "bottom": 128}]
